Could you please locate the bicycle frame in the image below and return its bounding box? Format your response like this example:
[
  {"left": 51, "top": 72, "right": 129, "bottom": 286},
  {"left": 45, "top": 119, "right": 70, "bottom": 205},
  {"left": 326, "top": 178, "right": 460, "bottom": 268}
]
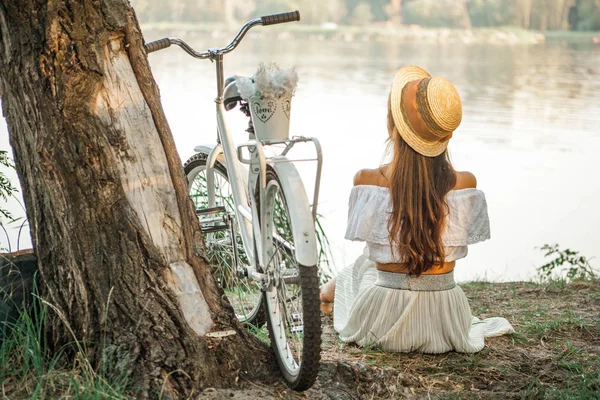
[
  {"left": 207, "top": 99, "right": 323, "bottom": 282},
  {"left": 146, "top": 13, "right": 322, "bottom": 286},
  {"left": 209, "top": 105, "right": 257, "bottom": 273}
]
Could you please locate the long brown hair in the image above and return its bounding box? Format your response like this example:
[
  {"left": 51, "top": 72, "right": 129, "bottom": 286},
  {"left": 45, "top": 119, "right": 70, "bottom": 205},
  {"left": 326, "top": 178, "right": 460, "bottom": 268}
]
[{"left": 386, "top": 97, "right": 457, "bottom": 276}]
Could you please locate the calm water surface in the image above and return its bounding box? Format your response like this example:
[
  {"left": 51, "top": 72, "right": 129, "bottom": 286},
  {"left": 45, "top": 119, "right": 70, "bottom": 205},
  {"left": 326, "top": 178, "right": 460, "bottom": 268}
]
[{"left": 2, "top": 36, "right": 599, "bottom": 281}]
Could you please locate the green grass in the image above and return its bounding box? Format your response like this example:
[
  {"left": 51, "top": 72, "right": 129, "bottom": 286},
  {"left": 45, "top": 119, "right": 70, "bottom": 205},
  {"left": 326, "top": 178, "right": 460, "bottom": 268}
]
[
  {"left": 247, "top": 323, "right": 270, "bottom": 345},
  {"left": 320, "top": 280, "right": 600, "bottom": 399},
  {"left": 544, "top": 29, "right": 600, "bottom": 42},
  {"left": 0, "top": 285, "right": 132, "bottom": 399},
  {"left": 2, "top": 279, "right": 599, "bottom": 399}
]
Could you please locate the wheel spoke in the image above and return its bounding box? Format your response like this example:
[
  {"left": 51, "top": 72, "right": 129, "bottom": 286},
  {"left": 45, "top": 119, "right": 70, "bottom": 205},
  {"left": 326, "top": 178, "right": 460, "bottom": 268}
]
[{"left": 263, "top": 180, "right": 307, "bottom": 375}]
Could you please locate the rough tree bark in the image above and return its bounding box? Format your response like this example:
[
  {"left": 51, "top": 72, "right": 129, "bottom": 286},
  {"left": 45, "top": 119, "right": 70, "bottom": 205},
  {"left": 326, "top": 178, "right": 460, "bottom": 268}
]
[{"left": 0, "top": 0, "right": 266, "bottom": 397}]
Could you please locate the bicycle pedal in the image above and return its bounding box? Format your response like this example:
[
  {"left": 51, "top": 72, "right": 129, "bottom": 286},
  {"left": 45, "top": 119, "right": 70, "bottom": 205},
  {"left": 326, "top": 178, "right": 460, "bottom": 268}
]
[
  {"left": 200, "top": 224, "right": 230, "bottom": 234},
  {"left": 282, "top": 275, "right": 300, "bottom": 284},
  {"left": 196, "top": 206, "right": 227, "bottom": 215},
  {"left": 199, "top": 212, "right": 233, "bottom": 234}
]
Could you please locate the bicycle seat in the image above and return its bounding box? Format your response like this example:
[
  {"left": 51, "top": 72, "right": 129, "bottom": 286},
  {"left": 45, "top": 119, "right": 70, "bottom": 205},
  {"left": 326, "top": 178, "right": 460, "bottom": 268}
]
[{"left": 224, "top": 76, "right": 243, "bottom": 111}]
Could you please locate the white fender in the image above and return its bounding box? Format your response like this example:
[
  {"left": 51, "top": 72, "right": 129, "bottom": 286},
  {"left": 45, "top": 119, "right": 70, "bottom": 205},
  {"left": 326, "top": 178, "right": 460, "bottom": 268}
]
[
  {"left": 194, "top": 144, "right": 224, "bottom": 164},
  {"left": 194, "top": 144, "right": 248, "bottom": 186},
  {"left": 193, "top": 145, "right": 317, "bottom": 267},
  {"left": 271, "top": 160, "right": 319, "bottom": 267}
]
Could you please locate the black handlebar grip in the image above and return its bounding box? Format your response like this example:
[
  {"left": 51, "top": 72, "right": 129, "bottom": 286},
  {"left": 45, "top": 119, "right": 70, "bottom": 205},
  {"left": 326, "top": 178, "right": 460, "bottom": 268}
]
[
  {"left": 261, "top": 10, "right": 301, "bottom": 26},
  {"left": 144, "top": 38, "right": 171, "bottom": 53}
]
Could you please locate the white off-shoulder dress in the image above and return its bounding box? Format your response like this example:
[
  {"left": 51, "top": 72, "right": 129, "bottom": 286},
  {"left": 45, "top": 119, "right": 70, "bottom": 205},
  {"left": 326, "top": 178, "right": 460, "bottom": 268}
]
[{"left": 333, "top": 185, "right": 514, "bottom": 353}]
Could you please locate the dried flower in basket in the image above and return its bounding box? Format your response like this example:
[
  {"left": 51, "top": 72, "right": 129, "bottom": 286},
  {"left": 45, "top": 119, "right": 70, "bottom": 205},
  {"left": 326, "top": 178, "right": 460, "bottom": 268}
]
[{"left": 235, "top": 63, "right": 298, "bottom": 100}]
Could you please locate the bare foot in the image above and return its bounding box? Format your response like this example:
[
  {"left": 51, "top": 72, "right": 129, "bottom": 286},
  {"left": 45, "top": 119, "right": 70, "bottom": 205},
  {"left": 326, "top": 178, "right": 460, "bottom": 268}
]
[
  {"left": 319, "top": 278, "right": 336, "bottom": 303},
  {"left": 320, "top": 302, "right": 334, "bottom": 315}
]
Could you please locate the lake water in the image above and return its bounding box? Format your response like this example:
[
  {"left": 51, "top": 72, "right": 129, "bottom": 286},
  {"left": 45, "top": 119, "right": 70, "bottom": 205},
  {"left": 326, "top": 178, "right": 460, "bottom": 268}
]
[{"left": 1, "top": 35, "right": 599, "bottom": 282}]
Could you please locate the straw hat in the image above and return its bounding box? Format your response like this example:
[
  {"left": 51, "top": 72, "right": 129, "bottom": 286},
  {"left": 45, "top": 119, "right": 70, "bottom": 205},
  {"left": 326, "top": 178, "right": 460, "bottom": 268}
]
[{"left": 390, "top": 66, "right": 462, "bottom": 157}]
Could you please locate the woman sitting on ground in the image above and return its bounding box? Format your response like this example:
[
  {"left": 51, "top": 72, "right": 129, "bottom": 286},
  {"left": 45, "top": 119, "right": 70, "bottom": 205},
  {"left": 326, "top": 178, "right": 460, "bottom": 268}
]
[{"left": 320, "top": 66, "right": 514, "bottom": 353}]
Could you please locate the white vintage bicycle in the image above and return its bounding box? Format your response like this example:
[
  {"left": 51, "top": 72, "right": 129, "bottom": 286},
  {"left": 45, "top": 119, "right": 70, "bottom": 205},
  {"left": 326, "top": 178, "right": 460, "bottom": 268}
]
[{"left": 145, "top": 11, "right": 323, "bottom": 390}]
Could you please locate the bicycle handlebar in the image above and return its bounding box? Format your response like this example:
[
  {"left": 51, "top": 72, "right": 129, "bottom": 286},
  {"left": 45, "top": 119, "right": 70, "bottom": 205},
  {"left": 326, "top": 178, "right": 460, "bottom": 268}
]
[
  {"left": 261, "top": 11, "right": 300, "bottom": 26},
  {"left": 144, "top": 10, "right": 301, "bottom": 57},
  {"left": 145, "top": 38, "right": 171, "bottom": 53}
]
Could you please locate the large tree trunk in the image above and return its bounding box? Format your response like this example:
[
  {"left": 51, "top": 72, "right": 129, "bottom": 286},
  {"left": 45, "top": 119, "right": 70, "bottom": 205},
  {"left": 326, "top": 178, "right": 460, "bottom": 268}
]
[{"left": 0, "top": 0, "right": 265, "bottom": 397}]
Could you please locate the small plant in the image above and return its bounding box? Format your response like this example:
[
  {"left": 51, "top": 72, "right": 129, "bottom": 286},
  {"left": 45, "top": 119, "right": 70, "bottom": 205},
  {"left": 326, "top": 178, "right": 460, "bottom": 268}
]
[
  {"left": 537, "top": 244, "right": 597, "bottom": 283},
  {"left": 0, "top": 150, "right": 17, "bottom": 223},
  {"left": 0, "top": 150, "right": 25, "bottom": 253},
  {"left": 1, "top": 279, "right": 132, "bottom": 398},
  {"left": 247, "top": 323, "right": 270, "bottom": 345}
]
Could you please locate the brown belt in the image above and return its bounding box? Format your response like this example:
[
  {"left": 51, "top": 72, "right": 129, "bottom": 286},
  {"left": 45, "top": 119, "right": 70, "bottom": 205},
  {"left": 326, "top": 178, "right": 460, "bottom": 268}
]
[
  {"left": 375, "top": 269, "right": 456, "bottom": 291},
  {"left": 375, "top": 261, "right": 455, "bottom": 275}
]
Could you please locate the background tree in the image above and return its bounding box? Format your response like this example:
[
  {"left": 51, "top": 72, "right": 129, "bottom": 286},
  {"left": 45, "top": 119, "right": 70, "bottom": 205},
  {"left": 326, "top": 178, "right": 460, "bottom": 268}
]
[
  {"left": 351, "top": 2, "right": 376, "bottom": 25},
  {"left": 327, "top": 0, "right": 349, "bottom": 24},
  {"left": 254, "top": 0, "right": 296, "bottom": 19},
  {"left": 467, "top": 0, "right": 516, "bottom": 27},
  {"left": 292, "top": 0, "right": 335, "bottom": 24},
  {"left": 575, "top": 0, "right": 600, "bottom": 30},
  {"left": 516, "top": 0, "right": 534, "bottom": 29},
  {"left": 385, "top": 0, "right": 403, "bottom": 25},
  {"left": 453, "top": 0, "right": 473, "bottom": 28},
  {"left": 403, "top": 0, "right": 472, "bottom": 28},
  {"left": 128, "top": 0, "right": 600, "bottom": 31},
  {"left": 0, "top": 0, "right": 265, "bottom": 397},
  {"left": 531, "top": 0, "right": 576, "bottom": 30}
]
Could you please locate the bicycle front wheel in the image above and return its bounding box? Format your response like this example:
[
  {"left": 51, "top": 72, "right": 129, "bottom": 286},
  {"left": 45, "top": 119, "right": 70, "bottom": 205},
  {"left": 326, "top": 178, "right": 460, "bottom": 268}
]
[{"left": 260, "top": 169, "right": 321, "bottom": 391}]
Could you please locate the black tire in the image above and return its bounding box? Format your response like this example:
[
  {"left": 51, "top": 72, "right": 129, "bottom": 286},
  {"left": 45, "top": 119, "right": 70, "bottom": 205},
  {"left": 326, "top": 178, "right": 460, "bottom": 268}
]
[
  {"left": 259, "top": 168, "right": 321, "bottom": 391},
  {"left": 184, "top": 152, "right": 264, "bottom": 326}
]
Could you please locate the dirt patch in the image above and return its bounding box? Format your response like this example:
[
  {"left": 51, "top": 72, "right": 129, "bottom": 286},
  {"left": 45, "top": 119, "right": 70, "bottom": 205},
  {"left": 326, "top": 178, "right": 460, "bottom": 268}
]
[{"left": 198, "top": 281, "right": 600, "bottom": 399}]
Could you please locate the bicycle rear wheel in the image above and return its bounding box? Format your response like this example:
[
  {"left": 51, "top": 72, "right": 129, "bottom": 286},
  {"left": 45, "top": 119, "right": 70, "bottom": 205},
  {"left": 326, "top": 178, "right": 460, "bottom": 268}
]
[
  {"left": 184, "top": 152, "right": 263, "bottom": 325},
  {"left": 260, "top": 169, "right": 321, "bottom": 391}
]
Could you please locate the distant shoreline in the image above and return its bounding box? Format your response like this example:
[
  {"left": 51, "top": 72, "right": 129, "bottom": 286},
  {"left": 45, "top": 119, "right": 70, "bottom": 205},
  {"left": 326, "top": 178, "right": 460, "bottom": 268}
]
[{"left": 140, "top": 22, "right": 600, "bottom": 45}]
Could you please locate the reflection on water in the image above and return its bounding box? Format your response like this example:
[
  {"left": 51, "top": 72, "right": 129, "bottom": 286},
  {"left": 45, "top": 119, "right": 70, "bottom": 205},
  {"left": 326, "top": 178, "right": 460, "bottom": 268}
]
[{"left": 1, "top": 36, "right": 599, "bottom": 281}]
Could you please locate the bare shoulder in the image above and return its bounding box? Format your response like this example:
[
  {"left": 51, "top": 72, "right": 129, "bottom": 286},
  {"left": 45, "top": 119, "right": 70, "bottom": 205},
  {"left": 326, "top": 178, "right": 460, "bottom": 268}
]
[
  {"left": 454, "top": 171, "right": 477, "bottom": 190},
  {"left": 353, "top": 168, "right": 387, "bottom": 187}
]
